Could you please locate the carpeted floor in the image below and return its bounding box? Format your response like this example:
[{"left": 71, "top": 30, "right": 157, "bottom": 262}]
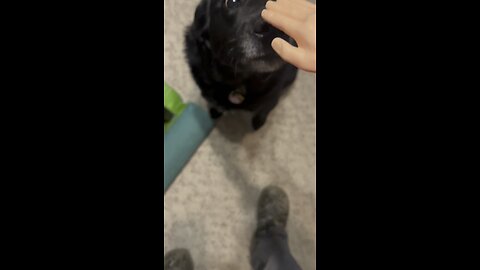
[{"left": 164, "top": 1, "right": 316, "bottom": 269}]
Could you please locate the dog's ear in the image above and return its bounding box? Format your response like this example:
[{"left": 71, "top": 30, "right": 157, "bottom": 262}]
[{"left": 191, "top": 0, "right": 211, "bottom": 34}]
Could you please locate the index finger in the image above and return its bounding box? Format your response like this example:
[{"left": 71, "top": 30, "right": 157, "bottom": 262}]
[
  {"left": 288, "top": 0, "right": 316, "bottom": 8},
  {"left": 261, "top": 9, "right": 301, "bottom": 37},
  {"left": 265, "top": 0, "right": 312, "bottom": 21},
  {"left": 275, "top": 0, "right": 316, "bottom": 11}
]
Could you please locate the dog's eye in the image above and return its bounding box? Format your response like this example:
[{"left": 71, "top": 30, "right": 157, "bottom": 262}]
[{"left": 225, "top": 0, "right": 242, "bottom": 9}]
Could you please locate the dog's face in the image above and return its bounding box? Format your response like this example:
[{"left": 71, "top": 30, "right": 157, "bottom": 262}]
[{"left": 205, "top": 0, "right": 294, "bottom": 73}]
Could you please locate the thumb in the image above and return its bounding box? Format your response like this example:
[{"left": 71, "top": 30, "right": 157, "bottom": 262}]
[{"left": 271, "top": 38, "right": 305, "bottom": 69}]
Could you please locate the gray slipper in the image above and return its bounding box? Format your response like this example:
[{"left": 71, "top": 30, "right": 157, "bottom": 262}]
[{"left": 164, "top": 249, "right": 194, "bottom": 270}]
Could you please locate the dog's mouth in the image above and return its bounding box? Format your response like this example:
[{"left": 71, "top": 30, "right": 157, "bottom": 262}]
[
  {"left": 238, "top": 49, "right": 285, "bottom": 72},
  {"left": 212, "top": 34, "right": 291, "bottom": 73},
  {"left": 238, "top": 34, "right": 295, "bottom": 69},
  {"left": 258, "top": 51, "right": 283, "bottom": 61}
]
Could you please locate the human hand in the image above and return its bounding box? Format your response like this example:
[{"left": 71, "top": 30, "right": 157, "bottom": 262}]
[{"left": 261, "top": 0, "right": 316, "bottom": 72}]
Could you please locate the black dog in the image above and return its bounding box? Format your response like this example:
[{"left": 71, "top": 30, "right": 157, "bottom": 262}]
[{"left": 185, "top": 0, "right": 298, "bottom": 130}]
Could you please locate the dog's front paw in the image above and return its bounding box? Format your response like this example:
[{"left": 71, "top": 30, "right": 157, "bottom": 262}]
[
  {"left": 252, "top": 115, "right": 267, "bottom": 130},
  {"left": 209, "top": 108, "right": 223, "bottom": 119}
]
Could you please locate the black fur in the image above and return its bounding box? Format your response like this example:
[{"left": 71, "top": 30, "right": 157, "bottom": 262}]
[{"left": 185, "top": 0, "right": 298, "bottom": 130}]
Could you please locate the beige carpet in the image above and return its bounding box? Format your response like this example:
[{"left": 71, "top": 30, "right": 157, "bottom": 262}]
[{"left": 164, "top": 1, "right": 316, "bottom": 269}]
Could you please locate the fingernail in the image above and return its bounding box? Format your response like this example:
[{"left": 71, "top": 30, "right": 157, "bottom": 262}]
[
  {"left": 261, "top": 9, "right": 270, "bottom": 18},
  {"left": 271, "top": 38, "right": 282, "bottom": 52}
]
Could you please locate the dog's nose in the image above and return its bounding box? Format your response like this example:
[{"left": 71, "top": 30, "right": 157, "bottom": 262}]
[{"left": 254, "top": 21, "right": 271, "bottom": 37}]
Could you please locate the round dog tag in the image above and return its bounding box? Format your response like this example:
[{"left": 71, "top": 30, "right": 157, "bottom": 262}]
[{"left": 229, "top": 90, "right": 245, "bottom": 104}]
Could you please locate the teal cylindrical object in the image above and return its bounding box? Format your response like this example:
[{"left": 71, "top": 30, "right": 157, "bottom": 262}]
[{"left": 164, "top": 103, "right": 214, "bottom": 193}]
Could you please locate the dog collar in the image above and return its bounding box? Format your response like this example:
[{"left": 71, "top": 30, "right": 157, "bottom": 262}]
[{"left": 229, "top": 88, "right": 246, "bottom": 104}]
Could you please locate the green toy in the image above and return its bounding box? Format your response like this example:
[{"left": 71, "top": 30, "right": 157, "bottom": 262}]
[
  {"left": 164, "top": 82, "right": 187, "bottom": 134},
  {"left": 163, "top": 81, "right": 215, "bottom": 193}
]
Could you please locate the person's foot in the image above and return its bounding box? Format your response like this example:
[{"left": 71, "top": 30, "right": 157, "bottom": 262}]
[
  {"left": 250, "top": 186, "right": 291, "bottom": 269},
  {"left": 256, "top": 185, "right": 290, "bottom": 232},
  {"left": 164, "top": 249, "right": 194, "bottom": 270}
]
